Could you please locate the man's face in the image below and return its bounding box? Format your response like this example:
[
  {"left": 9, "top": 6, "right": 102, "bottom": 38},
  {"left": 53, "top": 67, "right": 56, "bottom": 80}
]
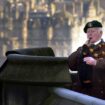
[{"left": 86, "top": 28, "right": 102, "bottom": 43}]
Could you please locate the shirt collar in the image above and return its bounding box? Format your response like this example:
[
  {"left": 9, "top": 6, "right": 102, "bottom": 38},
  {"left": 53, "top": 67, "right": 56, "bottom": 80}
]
[{"left": 94, "top": 39, "right": 102, "bottom": 45}]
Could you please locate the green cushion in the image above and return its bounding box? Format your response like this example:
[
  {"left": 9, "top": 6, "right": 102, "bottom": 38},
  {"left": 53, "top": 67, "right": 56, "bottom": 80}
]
[
  {"left": 6, "top": 47, "right": 55, "bottom": 56},
  {"left": 0, "top": 54, "right": 71, "bottom": 84}
]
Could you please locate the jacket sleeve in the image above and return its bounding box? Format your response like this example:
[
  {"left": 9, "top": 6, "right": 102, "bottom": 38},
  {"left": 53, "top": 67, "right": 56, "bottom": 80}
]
[{"left": 68, "top": 47, "right": 82, "bottom": 71}]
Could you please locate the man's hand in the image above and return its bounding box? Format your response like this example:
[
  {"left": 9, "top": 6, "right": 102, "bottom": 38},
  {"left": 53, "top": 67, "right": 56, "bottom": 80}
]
[{"left": 83, "top": 57, "right": 97, "bottom": 66}]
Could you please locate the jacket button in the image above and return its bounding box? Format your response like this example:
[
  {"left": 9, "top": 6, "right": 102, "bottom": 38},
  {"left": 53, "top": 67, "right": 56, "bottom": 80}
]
[
  {"left": 101, "top": 91, "right": 104, "bottom": 94},
  {"left": 98, "top": 79, "right": 102, "bottom": 83}
]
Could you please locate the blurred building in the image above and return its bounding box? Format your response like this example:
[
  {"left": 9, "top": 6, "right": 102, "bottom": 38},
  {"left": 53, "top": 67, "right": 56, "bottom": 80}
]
[{"left": 0, "top": 0, "right": 105, "bottom": 59}]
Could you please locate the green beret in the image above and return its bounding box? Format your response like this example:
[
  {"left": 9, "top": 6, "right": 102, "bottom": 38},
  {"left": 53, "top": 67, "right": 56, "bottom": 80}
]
[{"left": 84, "top": 20, "right": 102, "bottom": 33}]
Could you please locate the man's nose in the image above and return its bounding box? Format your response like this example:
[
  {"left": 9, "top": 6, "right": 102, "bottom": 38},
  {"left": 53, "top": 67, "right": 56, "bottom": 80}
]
[{"left": 88, "top": 33, "right": 92, "bottom": 37}]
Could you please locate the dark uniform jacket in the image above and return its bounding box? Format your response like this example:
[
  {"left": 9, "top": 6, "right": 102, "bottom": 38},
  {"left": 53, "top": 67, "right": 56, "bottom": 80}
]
[{"left": 68, "top": 39, "right": 105, "bottom": 99}]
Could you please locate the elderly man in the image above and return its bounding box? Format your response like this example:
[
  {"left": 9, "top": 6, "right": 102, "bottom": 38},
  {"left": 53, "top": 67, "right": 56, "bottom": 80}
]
[{"left": 68, "top": 20, "right": 105, "bottom": 99}]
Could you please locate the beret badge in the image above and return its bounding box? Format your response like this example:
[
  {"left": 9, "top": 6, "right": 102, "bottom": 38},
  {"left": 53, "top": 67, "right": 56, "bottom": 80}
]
[{"left": 88, "top": 23, "right": 92, "bottom": 28}]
